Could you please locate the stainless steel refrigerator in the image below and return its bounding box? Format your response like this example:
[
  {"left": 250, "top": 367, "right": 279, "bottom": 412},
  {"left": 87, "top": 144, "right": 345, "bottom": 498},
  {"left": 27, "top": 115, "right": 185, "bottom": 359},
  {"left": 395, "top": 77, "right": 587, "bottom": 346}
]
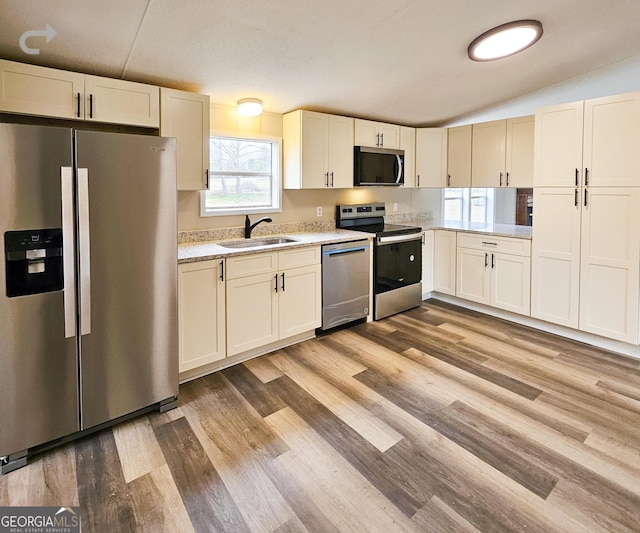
[{"left": 0, "top": 123, "right": 178, "bottom": 474}]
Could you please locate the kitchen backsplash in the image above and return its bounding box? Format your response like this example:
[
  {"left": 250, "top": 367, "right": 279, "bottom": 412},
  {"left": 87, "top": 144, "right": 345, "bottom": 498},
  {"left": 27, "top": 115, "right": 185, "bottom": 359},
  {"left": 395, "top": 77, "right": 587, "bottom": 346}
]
[{"left": 178, "top": 211, "right": 433, "bottom": 244}]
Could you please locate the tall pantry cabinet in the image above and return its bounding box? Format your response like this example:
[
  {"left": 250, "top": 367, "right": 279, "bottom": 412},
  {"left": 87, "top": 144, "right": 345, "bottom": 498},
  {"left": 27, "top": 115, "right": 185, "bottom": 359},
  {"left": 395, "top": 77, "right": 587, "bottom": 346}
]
[{"left": 531, "top": 92, "right": 640, "bottom": 343}]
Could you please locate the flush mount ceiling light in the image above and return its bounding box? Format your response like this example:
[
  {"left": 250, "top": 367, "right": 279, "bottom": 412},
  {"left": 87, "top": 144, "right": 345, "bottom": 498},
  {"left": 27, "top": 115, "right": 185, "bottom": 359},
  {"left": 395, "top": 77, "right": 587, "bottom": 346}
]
[
  {"left": 237, "top": 98, "right": 263, "bottom": 116},
  {"left": 468, "top": 20, "right": 543, "bottom": 61}
]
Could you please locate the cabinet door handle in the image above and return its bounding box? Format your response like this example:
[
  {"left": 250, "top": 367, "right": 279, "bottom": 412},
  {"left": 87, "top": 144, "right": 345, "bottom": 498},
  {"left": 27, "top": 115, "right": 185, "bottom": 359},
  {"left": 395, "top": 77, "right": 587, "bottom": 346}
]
[
  {"left": 447, "top": 174, "right": 451, "bottom": 187},
  {"left": 376, "top": 133, "right": 380, "bottom": 146},
  {"left": 585, "top": 168, "right": 589, "bottom": 186},
  {"left": 491, "top": 253, "right": 495, "bottom": 269},
  {"left": 205, "top": 169, "right": 210, "bottom": 189},
  {"left": 574, "top": 188, "right": 578, "bottom": 207},
  {"left": 89, "top": 94, "right": 93, "bottom": 118},
  {"left": 281, "top": 272, "right": 285, "bottom": 292},
  {"left": 481, "top": 241, "right": 498, "bottom": 246},
  {"left": 274, "top": 274, "right": 279, "bottom": 293},
  {"left": 485, "top": 252, "right": 488, "bottom": 267},
  {"left": 77, "top": 92, "right": 81, "bottom": 117},
  {"left": 575, "top": 168, "right": 579, "bottom": 187},
  {"left": 417, "top": 174, "right": 420, "bottom": 187},
  {"left": 499, "top": 172, "right": 503, "bottom": 187},
  {"left": 506, "top": 172, "right": 509, "bottom": 187},
  {"left": 220, "top": 260, "right": 224, "bottom": 282},
  {"left": 330, "top": 171, "right": 334, "bottom": 187},
  {"left": 325, "top": 172, "right": 329, "bottom": 187},
  {"left": 584, "top": 188, "right": 588, "bottom": 207},
  {"left": 380, "top": 133, "right": 384, "bottom": 146}
]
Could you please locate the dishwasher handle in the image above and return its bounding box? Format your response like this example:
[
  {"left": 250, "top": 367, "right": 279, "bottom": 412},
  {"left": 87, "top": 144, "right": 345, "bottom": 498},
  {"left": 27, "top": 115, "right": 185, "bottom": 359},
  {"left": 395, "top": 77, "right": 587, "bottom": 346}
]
[{"left": 323, "top": 245, "right": 369, "bottom": 257}]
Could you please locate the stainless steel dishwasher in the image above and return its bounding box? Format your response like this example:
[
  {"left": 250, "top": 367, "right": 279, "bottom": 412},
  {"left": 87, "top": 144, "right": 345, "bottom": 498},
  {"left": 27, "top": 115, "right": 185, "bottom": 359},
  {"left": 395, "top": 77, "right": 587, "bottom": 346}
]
[{"left": 321, "top": 239, "right": 371, "bottom": 330}]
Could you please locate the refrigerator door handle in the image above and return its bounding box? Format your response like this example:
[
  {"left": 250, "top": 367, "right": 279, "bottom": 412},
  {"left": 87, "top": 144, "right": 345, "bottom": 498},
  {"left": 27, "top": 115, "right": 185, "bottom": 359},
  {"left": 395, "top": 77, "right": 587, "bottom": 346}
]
[
  {"left": 78, "top": 168, "right": 92, "bottom": 336},
  {"left": 61, "top": 167, "right": 76, "bottom": 338}
]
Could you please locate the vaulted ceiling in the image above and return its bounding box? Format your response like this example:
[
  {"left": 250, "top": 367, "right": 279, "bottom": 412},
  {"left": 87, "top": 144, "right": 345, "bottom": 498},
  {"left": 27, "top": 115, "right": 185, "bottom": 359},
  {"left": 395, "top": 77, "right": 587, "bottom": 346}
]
[{"left": 2, "top": 0, "right": 640, "bottom": 126}]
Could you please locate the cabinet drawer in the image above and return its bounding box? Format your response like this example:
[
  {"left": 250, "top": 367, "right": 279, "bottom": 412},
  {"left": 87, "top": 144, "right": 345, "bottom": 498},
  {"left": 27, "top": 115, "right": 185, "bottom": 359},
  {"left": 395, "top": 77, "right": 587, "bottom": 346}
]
[
  {"left": 457, "top": 233, "right": 531, "bottom": 257},
  {"left": 278, "top": 246, "right": 320, "bottom": 269},
  {"left": 226, "top": 252, "right": 278, "bottom": 279}
]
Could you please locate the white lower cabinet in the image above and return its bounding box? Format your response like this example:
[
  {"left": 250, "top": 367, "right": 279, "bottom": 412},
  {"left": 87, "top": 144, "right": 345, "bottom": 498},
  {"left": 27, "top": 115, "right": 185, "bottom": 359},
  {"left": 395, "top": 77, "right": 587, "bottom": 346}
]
[
  {"left": 532, "top": 187, "right": 640, "bottom": 343},
  {"left": 226, "top": 247, "right": 321, "bottom": 356},
  {"left": 422, "top": 230, "right": 434, "bottom": 294},
  {"left": 531, "top": 188, "right": 581, "bottom": 328},
  {"left": 434, "top": 230, "right": 456, "bottom": 295},
  {"left": 178, "top": 260, "right": 226, "bottom": 372},
  {"left": 579, "top": 188, "right": 640, "bottom": 342},
  {"left": 456, "top": 233, "right": 531, "bottom": 316}
]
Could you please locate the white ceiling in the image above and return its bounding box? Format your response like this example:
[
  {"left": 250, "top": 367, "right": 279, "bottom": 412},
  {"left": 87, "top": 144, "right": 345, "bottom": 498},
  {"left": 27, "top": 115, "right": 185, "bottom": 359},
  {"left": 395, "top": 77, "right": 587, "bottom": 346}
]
[{"left": 2, "top": 0, "right": 640, "bottom": 126}]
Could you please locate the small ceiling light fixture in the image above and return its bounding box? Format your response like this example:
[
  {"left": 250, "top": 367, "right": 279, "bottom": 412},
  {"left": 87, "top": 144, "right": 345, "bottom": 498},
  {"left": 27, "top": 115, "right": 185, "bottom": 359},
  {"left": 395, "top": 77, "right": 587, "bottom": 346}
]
[
  {"left": 468, "top": 19, "right": 543, "bottom": 61},
  {"left": 237, "top": 98, "right": 263, "bottom": 116}
]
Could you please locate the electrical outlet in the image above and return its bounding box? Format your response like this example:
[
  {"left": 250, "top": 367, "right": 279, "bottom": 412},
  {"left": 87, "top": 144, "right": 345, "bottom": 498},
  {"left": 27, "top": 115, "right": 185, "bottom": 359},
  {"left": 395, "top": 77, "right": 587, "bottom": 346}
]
[
  {"left": 316, "top": 206, "right": 323, "bottom": 217},
  {"left": 393, "top": 202, "right": 398, "bottom": 212}
]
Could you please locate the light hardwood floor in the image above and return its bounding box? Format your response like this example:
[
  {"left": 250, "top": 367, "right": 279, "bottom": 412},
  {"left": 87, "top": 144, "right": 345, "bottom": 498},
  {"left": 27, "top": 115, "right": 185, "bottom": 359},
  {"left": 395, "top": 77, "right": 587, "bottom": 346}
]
[{"left": 2, "top": 300, "right": 640, "bottom": 532}]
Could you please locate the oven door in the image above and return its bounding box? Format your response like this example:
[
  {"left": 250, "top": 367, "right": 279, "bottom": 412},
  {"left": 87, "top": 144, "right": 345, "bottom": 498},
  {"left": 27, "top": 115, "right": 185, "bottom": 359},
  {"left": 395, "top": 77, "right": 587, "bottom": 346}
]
[
  {"left": 375, "top": 234, "right": 422, "bottom": 293},
  {"left": 374, "top": 233, "right": 423, "bottom": 319}
]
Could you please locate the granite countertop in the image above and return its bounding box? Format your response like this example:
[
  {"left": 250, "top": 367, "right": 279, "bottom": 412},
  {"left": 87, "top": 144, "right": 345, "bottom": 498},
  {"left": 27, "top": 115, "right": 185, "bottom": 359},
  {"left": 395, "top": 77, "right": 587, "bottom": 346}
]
[
  {"left": 178, "top": 229, "right": 374, "bottom": 263},
  {"left": 420, "top": 220, "right": 532, "bottom": 239},
  {"left": 177, "top": 215, "right": 531, "bottom": 263}
]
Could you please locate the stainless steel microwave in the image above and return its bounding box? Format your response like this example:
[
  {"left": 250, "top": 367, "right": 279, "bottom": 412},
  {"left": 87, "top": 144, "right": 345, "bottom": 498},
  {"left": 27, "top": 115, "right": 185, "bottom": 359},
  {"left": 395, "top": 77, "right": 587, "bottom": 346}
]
[{"left": 354, "top": 146, "right": 404, "bottom": 186}]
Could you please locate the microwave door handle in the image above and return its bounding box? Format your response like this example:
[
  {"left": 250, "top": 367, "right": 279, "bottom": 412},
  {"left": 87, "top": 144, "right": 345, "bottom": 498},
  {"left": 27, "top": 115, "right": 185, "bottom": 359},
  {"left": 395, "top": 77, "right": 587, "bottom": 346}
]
[{"left": 395, "top": 154, "right": 403, "bottom": 184}]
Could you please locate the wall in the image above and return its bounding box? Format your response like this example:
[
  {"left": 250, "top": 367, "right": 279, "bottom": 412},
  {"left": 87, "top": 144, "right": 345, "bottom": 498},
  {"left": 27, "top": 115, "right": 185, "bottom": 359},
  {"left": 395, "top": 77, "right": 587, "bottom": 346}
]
[
  {"left": 178, "top": 104, "right": 441, "bottom": 231},
  {"left": 447, "top": 54, "right": 640, "bottom": 126}
]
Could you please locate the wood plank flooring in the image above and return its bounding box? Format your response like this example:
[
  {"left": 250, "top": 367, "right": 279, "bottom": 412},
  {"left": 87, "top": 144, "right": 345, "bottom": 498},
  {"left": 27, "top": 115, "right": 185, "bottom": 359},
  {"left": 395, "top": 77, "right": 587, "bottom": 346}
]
[{"left": 2, "top": 300, "right": 640, "bottom": 532}]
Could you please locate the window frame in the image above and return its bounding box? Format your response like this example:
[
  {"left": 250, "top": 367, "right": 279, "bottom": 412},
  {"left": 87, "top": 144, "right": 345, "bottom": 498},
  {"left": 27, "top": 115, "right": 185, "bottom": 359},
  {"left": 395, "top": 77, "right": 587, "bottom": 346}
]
[
  {"left": 442, "top": 188, "right": 495, "bottom": 223},
  {"left": 200, "top": 133, "right": 282, "bottom": 217}
]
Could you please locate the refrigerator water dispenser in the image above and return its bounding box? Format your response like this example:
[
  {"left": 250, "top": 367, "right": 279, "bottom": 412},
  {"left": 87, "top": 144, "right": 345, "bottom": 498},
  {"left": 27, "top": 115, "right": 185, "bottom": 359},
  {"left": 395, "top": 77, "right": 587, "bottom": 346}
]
[{"left": 4, "top": 229, "right": 64, "bottom": 297}]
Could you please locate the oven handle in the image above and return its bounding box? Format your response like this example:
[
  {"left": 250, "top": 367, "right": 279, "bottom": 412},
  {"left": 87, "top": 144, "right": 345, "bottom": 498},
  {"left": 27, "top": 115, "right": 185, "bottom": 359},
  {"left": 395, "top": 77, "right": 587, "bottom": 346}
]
[{"left": 377, "top": 233, "right": 423, "bottom": 245}]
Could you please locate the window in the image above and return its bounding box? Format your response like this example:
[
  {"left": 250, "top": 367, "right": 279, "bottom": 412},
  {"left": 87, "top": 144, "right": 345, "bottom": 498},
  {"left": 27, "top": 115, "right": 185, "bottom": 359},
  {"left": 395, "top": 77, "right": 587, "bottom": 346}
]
[
  {"left": 201, "top": 135, "right": 281, "bottom": 216},
  {"left": 443, "top": 188, "right": 495, "bottom": 223}
]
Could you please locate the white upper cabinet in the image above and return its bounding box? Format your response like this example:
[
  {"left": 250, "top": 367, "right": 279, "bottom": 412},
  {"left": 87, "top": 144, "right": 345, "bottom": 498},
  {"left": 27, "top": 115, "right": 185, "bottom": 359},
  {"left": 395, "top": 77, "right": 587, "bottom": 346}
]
[
  {"left": 0, "top": 59, "right": 160, "bottom": 127},
  {"left": 160, "top": 88, "right": 210, "bottom": 191},
  {"left": 0, "top": 59, "right": 85, "bottom": 119},
  {"left": 400, "top": 126, "right": 416, "bottom": 187},
  {"left": 84, "top": 75, "right": 159, "bottom": 127},
  {"left": 539, "top": 94, "right": 640, "bottom": 189},
  {"left": 534, "top": 101, "right": 585, "bottom": 188},
  {"left": 583, "top": 92, "right": 640, "bottom": 187},
  {"left": 354, "top": 119, "right": 400, "bottom": 149},
  {"left": 327, "top": 114, "right": 355, "bottom": 188},
  {"left": 447, "top": 125, "right": 472, "bottom": 188},
  {"left": 471, "top": 116, "right": 533, "bottom": 188},
  {"left": 505, "top": 115, "right": 535, "bottom": 188},
  {"left": 283, "top": 110, "right": 354, "bottom": 189},
  {"left": 472, "top": 120, "right": 507, "bottom": 188},
  {"left": 415, "top": 128, "right": 448, "bottom": 188},
  {"left": 537, "top": 92, "right": 640, "bottom": 190}
]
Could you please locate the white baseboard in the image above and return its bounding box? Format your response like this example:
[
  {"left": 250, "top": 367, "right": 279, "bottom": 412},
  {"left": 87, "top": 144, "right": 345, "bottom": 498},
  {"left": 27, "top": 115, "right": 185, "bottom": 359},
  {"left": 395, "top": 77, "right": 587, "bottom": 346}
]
[
  {"left": 179, "top": 331, "right": 316, "bottom": 384},
  {"left": 427, "top": 293, "right": 640, "bottom": 361}
]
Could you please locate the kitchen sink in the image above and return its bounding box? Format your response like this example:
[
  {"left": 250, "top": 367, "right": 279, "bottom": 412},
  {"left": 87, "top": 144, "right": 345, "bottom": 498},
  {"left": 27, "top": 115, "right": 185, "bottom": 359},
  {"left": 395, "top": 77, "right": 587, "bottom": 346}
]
[{"left": 219, "top": 237, "right": 298, "bottom": 249}]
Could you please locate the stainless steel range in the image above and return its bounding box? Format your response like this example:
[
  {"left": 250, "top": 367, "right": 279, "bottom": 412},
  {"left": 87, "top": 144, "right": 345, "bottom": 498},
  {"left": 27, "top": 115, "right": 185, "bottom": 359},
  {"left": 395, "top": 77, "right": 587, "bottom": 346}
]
[{"left": 336, "top": 203, "right": 423, "bottom": 319}]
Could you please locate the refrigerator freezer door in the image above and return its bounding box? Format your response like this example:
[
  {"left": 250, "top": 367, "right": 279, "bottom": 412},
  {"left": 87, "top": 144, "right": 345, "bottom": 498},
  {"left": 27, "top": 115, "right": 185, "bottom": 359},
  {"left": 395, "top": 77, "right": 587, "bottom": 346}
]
[
  {"left": 75, "top": 131, "right": 178, "bottom": 429},
  {"left": 0, "top": 124, "right": 79, "bottom": 457}
]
